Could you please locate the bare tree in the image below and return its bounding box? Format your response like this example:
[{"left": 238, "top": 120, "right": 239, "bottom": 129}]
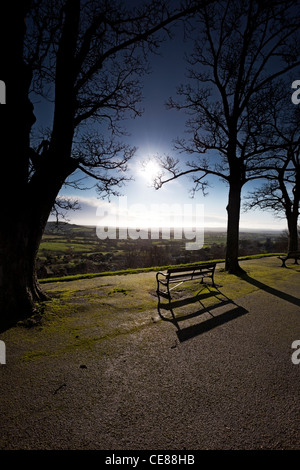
[
  {"left": 0, "top": 0, "right": 207, "bottom": 331},
  {"left": 154, "top": 0, "right": 300, "bottom": 274},
  {"left": 244, "top": 102, "right": 300, "bottom": 251}
]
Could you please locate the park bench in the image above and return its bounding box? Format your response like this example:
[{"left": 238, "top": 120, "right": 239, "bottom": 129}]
[
  {"left": 156, "top": 263, "right": 216, "bottom": 302},
  {"left": 278, "top": 251, "right": 300, "bottom": 267}
]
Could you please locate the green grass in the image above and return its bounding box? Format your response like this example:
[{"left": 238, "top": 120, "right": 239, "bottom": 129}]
[
  {"left": 2, "top": 255, "right": 298, "bottom": 365},
  {"left": 39, "top": 241, "right": 97, "bottom": 253},
  {"left": 39, "top": 253, "right": 284, "bottom": 284},
  {"left": 108, "top": 288, "right": 129, "bottom": 295}
]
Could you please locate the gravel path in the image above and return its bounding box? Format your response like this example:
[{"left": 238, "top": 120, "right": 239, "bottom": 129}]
[{"left": 0, "top": 260, "right": 299, "bottom": 450}]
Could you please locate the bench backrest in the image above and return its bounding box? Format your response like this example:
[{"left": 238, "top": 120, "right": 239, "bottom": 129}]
[
  {"left": 167, "top": 263, "right": 216, "bottom": 276},
  {"left": 288, "top": 251, "right": 300, "bottom": 257}
]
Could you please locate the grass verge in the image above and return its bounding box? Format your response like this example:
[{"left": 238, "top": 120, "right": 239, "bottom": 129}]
[{"left": 39, "top": 253, "right": 284, "bottom": 284}]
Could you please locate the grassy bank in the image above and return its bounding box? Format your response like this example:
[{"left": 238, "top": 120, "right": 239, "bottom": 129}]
[{"left": 39, "top": 253, "right": 284, "bottom": 284}]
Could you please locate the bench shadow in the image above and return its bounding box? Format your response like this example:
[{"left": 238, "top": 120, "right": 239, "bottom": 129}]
[
  {"left": 239, "top": 272, "right": 300, "bottom": 307},
  {"left": 176, "top": 306, "right": 248, "bottom": 342},
  {"left": 157, "top": 284, "right": 248, "bottom": 342}
]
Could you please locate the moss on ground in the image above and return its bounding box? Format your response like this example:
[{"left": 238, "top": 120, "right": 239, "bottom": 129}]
[{"left": 1, "top": 256, "right": 299, "bottom": 364}]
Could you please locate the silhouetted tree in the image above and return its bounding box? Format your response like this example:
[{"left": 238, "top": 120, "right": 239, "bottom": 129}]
[
  {"left": 244, "top": 86, "right": 300, "bottom": 252},
  {"left": 0, "top": 0, "right": 207, "bottom": 331},
  {"left": 155, "top": 0, "right": 300, "bottom": 274},
  {"left": 245, "top": 145, "right": 300, "bottom": 251}
]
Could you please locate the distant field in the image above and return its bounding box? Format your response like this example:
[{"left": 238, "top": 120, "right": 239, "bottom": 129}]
[
  {"left": 39, "top": 241, "right": 98, "bottom": 253},
  {"left": 39, "top": 224, "right": 284, "bottom": 257},
  {"left": 41, "top": 224, "right": 282, "bottom": 251},
  {"left": 37, "top": 222, "right": 285, "bottom": 279}
]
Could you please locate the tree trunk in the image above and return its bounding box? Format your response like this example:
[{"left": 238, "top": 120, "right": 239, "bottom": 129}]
[
  {"left": 225, "top": 180, "right": 244, "bottom": 274},
  {"left": 287, "top": 212, "right": 299, "bottom": 252},
  {"left": 0, "top": 215, "right": 49, "bottom": 332},
  {"left": 0, "top": 4, "right": 44, "bottom": 331}
]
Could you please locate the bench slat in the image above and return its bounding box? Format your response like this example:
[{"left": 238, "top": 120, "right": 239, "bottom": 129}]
[
  {"left": 167, "top": 263, "right": 215, "bottom": 274},
  {"left": 167, "top": 271, "right": 214, "bottom": 281},
  {"left": 160, "top": 273, "right": 213, "bottom": 284}
]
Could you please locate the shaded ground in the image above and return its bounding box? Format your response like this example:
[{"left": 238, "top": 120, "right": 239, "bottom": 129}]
[{"left": 0, "top": 257, "right": 299, "bottom": 450}]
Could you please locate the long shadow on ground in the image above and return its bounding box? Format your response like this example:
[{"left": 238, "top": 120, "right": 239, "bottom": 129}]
[
  {"left": 239, "top": 272, "right": 300, "bottom": 308},
  {"left": 157, "top": 284, "right": 248, "bottom": 342}
]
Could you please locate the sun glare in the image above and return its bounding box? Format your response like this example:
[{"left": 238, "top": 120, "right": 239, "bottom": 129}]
[{"left": 141, "top": 159, "right": 161, "bottom": 184}]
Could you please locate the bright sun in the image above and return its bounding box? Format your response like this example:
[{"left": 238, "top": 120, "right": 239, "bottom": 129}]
[{"left": 141, "top": 159, "right": 161, "bottom": 184}]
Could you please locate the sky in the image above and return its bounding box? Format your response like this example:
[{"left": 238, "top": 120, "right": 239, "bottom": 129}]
[{"left": 33, "top": 5, "right": 296, "bottom": 234}]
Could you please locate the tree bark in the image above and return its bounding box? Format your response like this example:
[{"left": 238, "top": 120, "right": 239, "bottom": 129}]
[
  {"left": 225, "top": 180, "right": 244, "bottom": 274},
  {"left": 279, "top": 163, "right": 299, "bottom": 253},
  {"left": 0, "top": 4, "right": 43, "bottom": 331},
  {"left": 0, "top": 217, "right": 49, "bottom": 332},
  {"left": 287, "top": 212, "right": 299, "bottom": 252}
]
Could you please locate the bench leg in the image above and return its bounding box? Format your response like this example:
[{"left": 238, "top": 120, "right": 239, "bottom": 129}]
[
  {"left": 199, "top": 275, "right": 215, "bottom": 287},
  {"left": 166, "top": 283, "right": 171, "bottom": 302},
  {"left": 156, "top": 287, "right": 160, "bottom": 302},
  {"left": 156, "top": 279, "right": 162, "bottom": 303},
  {"left": 156, "top": 282, "right": 171, "bottom": 302}
]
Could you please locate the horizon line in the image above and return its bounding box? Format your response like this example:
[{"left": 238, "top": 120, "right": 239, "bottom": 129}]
[{"left": 47, "top": 221, "right": 286, "bottom": 232}]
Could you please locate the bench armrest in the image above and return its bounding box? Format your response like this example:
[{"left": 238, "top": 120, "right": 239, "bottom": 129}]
[{"left": 156, "top": 271, "right": 167, "bottom": 280}]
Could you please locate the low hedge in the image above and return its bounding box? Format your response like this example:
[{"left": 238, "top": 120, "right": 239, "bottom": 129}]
[{"left": 39, "top": 253, "right": 284, "bottom": 284}]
